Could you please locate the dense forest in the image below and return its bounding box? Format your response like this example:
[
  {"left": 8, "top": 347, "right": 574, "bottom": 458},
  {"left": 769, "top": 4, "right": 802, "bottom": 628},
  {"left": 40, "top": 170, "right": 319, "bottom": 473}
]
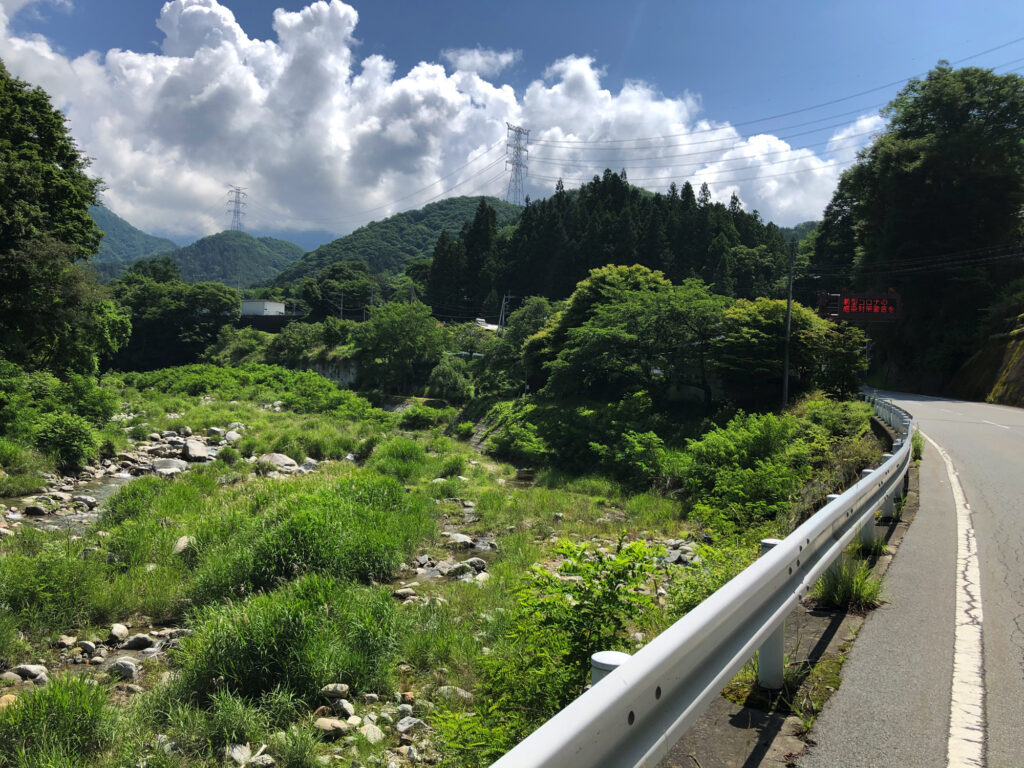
[{"left": 273, "top": 195, "right": 523, "bottom": 284}]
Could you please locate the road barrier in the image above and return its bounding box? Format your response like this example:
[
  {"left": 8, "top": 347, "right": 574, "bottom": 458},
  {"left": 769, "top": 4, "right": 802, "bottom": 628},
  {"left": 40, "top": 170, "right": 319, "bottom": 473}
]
[{"left": 490, "top": 397, "right": 914, "bottom": 768}]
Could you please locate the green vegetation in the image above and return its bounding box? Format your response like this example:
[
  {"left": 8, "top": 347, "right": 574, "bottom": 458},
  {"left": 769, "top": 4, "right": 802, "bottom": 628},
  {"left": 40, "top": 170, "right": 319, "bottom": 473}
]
[
  {"left": 812, "top": 64, "right": 1024, "bottom": 395},
  {"left": 814, "top": 553, "right": 884, "bottom": 611},
  {"left": 171, "top": 230, "right": 304, "bottom": 288},
  {"left": 912, "top": 429, "right": 924, "bottom": 462},
  {"left": 273, "top": 195, "right": 522, "bottom": 283},
  {"left": 88, "top": 204, "right": 179, "bottom": 281}
]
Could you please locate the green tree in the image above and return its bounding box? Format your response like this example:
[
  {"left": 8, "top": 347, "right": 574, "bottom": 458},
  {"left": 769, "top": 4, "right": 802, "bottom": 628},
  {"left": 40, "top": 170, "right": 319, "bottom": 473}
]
[
  {"left": 821, "top": 64, "right": 1024, "bottom": 389},
  {"left": 352, "top": 301, "right": 444, "bottom": 392},
  {"left": 0, "top": 60, "right": 130, "bottom": 373}
]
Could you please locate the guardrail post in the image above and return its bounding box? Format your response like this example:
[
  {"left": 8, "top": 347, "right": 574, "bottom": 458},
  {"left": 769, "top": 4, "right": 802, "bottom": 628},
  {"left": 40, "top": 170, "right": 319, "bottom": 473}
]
[
  {"left": 879, "top": 455, "right": 897, "bottom": 520},
  {"left": 590, "top": 650, "right": 632, "bottom": 686},
  {"left": 859, "top": 469, "right": 878, "bottom": 547},
  {"left": 757, "top": 538, "right": 785, "bottom": 690}
]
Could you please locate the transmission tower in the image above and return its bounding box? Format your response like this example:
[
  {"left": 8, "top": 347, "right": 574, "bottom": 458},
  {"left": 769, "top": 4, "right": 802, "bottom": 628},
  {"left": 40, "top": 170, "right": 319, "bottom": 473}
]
[
  {"left": 504, "top": 123, "right": 529, "bottom": 207},
  {"left": 226, "top": 186, "right": 247, "bottom": 231}
]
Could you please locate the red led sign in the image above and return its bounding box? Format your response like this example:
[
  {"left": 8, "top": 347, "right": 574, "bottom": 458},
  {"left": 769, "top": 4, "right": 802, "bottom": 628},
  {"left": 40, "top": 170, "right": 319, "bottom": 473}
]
[{"left": 837, "top": 293, "right": 901, "bottom": 322}]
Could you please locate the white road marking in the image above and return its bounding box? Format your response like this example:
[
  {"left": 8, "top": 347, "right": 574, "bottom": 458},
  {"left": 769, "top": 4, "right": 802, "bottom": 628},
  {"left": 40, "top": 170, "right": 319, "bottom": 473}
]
[
  {"left": 982, "top": 420, "right": 1009, "bottom": 430},
  {"left": 924, "top": 434, "right": 986, "bottom": 768}
]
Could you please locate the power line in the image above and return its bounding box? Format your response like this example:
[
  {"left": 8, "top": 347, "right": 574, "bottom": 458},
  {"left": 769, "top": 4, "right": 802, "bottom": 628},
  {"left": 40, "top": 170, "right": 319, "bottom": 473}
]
[{"left": 529, "top": 35, "right": 1024, "bottom": 149}]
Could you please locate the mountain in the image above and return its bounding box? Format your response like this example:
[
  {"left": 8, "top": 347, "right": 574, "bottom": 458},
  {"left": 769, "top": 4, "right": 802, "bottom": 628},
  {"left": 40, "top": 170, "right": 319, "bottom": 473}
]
[
  {"left": 89, "top": 205, "right": 179, "bottom": 280},
  {"left": 779, "top": 220, "right": 819, "bottom": 245},
  {"left": 273, "top": 196, "right": 523, "bottom": 285},
  {"left": 170, "top": 230, "right": 305, "bottom": 287}
]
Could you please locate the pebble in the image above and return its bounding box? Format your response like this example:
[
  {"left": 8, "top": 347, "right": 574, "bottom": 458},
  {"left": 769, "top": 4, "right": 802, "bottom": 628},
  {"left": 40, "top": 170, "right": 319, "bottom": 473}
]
[{"left": 321, "top": 683, "right": 350, "bottom": 698}]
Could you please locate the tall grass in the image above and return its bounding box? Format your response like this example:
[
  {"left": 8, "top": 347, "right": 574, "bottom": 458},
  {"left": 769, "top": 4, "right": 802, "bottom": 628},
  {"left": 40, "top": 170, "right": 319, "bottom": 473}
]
[
  {"left": 0, "top": 674, "right": 114, "bottom": 767},
  {"left": 173, "top": 574, "right": 399, "bottom": 703}
]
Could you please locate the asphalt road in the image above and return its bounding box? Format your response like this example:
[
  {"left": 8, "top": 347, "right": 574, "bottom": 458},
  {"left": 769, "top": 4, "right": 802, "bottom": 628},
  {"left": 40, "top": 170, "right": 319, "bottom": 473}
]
[{"left": 799, "top": 392, "right": 1024, "bottom": 768}]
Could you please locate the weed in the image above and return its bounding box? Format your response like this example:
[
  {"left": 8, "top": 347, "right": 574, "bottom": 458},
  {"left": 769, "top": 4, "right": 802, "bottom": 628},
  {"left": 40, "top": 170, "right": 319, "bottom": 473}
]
[
  {"left": 911, "top": 429, "right": 924, "bottom": 461},
  {"left": 814, "top": 557, "right": 883, "bottom": 611}
]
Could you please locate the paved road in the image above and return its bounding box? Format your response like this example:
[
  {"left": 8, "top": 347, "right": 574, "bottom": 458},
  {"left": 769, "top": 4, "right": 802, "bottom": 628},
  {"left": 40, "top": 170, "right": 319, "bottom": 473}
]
[{"left": 799, "top": 392, "right": 1024, "bottom": 768}]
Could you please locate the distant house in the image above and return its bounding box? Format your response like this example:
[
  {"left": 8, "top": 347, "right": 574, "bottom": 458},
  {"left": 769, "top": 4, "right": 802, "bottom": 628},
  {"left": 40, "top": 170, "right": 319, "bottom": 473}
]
[
  {"left": 241, "top": 300, "right": 286, "bottom": 316},
  {"left": 475, "top": 317, "right": 500, "bottom": 332}
]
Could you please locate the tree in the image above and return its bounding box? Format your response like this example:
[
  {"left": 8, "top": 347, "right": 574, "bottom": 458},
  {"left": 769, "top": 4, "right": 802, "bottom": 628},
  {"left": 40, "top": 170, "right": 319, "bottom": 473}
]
[
  {"left": 821, "top": 64, "right": 1024, "bottom": 390},
  {"left": 352, "top": 301, "right": 444, "bottom": 392},
  {"left": 0, "top": 59, "right": 101, "bottom": 259},
  {"left": 0, "top": 59, "right": 129, "bottom": 373}
]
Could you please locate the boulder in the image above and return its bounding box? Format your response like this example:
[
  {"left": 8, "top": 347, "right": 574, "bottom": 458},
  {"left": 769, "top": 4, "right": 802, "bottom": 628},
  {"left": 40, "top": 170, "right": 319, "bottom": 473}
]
[
  {"left": 435, "top": 685, "right": 474, "bottom": 704},
  {"left": 108, "top": 657, "right": 139, "bottom": 681},
  {"left": 396, "top": 716, "right": 429, "bottom": 734},
  {"left": 208, "top": 427, "right": 225, "bottom": 438},
  {"left": 153, "top": 458, "right": 188, "bottom": 476},
  {"left": 172, "top": 535, "right": 196, "bottom": 558},
  {"left": 109, "top": 623, "right": 130, "bottom": 643},
  {"left": 313, "top": 717, "right": 350, "bottom": 739},
  {"left": 10, "top": 664, "right": 48, "bottom": 680},
  {"left": 224, "top": 430, "right": 242, "bottom": 443},
  {"left": 258, "top": 453, "right": 298, "bottom": 472},
  {"left": 359, "top": 723, "right": 385, "bottom": 744},
  {"left": 182, "top": 440, "right": 208, "bottom": 461},
  {"left": 321, "top": 683, "right": 350, "bottom": 698},
  {"left": 123, "top": 633, "right": 155, "bottom": 650},
  {"left": 72, "top": 495, "right": 98, "bottom": 509},
  {"left": 445, "top": 533, "right": 474, "bottom": 550}
]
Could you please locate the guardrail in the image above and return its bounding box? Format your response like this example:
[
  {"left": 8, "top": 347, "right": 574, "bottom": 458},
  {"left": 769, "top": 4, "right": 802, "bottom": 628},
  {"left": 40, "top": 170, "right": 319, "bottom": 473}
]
[{"left": 491, "top": 397, "right": 914, "bottom": 768}]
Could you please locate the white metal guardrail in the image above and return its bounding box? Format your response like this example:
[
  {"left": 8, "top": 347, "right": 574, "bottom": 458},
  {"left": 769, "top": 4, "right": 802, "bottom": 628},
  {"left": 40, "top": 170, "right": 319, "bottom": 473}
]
[{"left": 491, "top": 397, "right": 914, "bottom": 768}]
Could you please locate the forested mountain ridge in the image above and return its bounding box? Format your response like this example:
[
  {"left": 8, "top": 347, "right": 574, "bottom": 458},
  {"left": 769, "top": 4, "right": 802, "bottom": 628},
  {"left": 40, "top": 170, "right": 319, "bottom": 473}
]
[
  {"left": 171, "top": 230, "right": 304, "bottom": 288},
  {"left": 427, "top": 174, "right": 796, "bottom": 317},
  {"left": 273, "top": 195, "right": 522, "bottom": 285},
  {"left": 88, "top": 205, "right": 179, "bottom": 281}
]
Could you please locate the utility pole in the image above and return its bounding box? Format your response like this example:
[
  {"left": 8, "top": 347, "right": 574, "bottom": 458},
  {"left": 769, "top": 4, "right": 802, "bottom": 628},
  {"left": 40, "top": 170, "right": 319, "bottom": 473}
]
[
  {"left": 227, "top": 186, "right": 247, "bottom": 231},
  {"left": 504, "top": 123, "right": 530, "bottom": 207},
  {"left": 497, "top": 292, "right": 516, "bottom": 334},
  {"left": 782, "top": 241, "right": 795, "bottom": 409}
]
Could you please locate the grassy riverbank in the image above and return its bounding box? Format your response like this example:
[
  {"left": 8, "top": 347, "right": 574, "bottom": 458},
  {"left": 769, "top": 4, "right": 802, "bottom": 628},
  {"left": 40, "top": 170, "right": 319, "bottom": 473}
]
[{"left": 0, "top": 365, "right": 881, "bottom": 767}]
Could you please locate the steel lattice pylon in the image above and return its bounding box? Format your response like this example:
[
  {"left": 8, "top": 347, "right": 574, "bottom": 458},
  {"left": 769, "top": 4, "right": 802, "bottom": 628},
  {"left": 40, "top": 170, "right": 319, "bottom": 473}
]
[{"left": 504, "top": 123, "right": 529, "bottom": 207}]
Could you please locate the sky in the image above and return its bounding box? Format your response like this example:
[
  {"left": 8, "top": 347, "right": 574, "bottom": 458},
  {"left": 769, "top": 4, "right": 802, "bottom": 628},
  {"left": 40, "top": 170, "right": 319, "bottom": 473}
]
[{"left": 2, "top": 0, "right": 1023, "bottom": 246}]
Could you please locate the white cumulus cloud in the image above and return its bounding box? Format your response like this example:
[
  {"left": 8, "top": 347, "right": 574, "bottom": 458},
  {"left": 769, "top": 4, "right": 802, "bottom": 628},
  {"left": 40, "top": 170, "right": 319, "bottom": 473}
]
[
  {"left": 0, "top": 0, "right": 883, "bottom": 239},
  {"left": 441, "top": 46, "right": 520, "bottom": 77}
]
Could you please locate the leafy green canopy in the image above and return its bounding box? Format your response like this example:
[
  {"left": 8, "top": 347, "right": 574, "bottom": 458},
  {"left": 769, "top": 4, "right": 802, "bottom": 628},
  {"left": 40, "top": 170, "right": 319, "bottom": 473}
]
[
  {"left": 813, "top": 64, "right": 1024, "bottom": 390},
  {"left": 0, "top": 60, "right": 131, "bottom": 374}
]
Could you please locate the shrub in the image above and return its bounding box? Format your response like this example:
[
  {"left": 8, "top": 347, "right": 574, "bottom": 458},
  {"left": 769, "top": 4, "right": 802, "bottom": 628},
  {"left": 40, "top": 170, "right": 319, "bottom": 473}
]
[
  {"left": 32, "top": 412, "right": 97, "bottom": 471},
  {"left": 438, "top": 454, "right": 466, "bottom": 479},
  {"left": 217, "top": 446, "right": 242, "bottom": 466},
  {"left": 427, "top": 356, "right": 474, "bottom": 403},
  {"left": 399, "top": 404, "right": 453, "bottom": 430},
  {"left": 454, "top": 421, "right": 476, "bottom": 440},
  {"left": 912, "top": 429, "right": 924, "bottom": 461},
  {"left": 0, "top": 438, "right": 47, "bottom": 496},
  {"left": 0, "top": 674, "right": 114, "bottom": 765},
  {"left": 667, "top": 544, "right": 756, "bottom": 617}
]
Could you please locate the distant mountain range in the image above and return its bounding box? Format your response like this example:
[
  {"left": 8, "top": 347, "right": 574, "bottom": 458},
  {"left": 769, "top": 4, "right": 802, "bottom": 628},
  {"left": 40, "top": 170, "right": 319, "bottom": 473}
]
[
  {"left": 89, "top": 205, "right": 179, "bottom": 280},
  {"left": 272, "top": 196, "right": 523, "bottom": 285},
  {"left": 87, "top": 206, "right": 303, "bottom": 287}
]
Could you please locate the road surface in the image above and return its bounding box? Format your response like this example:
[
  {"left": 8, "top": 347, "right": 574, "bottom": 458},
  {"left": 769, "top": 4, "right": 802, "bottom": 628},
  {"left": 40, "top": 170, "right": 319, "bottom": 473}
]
[{"left": 799, "top": 392, "right": 1024, "bottom": 768}]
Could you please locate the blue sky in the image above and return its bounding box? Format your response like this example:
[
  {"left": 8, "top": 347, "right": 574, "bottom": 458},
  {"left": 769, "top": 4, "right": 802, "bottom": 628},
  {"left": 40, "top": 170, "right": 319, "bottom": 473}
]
[{"left": 2, "top": 0, "right": 1023, "bottom": 243}]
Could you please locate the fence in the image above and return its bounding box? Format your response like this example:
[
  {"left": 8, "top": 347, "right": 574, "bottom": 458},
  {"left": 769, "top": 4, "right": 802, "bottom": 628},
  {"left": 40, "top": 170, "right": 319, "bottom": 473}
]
[{"left": 490, "top": 397, "right": 914, "bottom": 768}]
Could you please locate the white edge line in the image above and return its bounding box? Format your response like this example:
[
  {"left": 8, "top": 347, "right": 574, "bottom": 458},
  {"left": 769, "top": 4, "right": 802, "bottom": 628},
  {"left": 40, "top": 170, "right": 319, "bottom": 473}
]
[
  {"left": 923, "top": 433, "right": 986, "bottom": 768},
  {"left": 982, "top": 420, "right": 1009, "bottom": 430}
]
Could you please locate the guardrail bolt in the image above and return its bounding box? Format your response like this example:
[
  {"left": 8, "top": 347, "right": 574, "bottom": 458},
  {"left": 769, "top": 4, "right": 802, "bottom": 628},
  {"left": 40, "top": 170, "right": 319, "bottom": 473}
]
[
  {"left": 757, "top": 538, "right": 786, "bottom": 691},
  {"left": 590, "top": 650, "right": 633, "bottom": 687}
]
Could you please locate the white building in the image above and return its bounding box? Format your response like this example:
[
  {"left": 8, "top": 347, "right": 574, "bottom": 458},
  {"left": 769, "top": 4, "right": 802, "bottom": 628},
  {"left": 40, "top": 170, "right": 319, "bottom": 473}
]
[{"left": 240, "top": 300, "right": 286, "bottom": 316}]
